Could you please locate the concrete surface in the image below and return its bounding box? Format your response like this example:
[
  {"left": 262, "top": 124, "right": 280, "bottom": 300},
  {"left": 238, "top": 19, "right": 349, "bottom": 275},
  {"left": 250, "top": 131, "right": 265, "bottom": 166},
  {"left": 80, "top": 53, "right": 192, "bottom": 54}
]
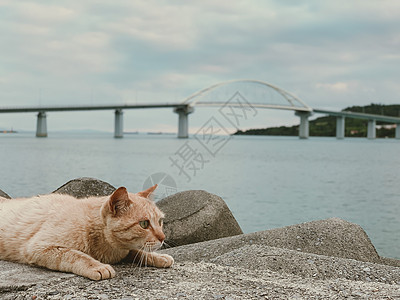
[
  {"left": 1, "top": 218, "right": 399, "bottom": 299},
  {"left": 1, "top": 258, "right": 399, "bottom": 300},
  {"left": 0, "top": 260, "right": 75, "bottom": 293},
  {"left": 157, "top": 190, "right": 243, "bottom": 247}
]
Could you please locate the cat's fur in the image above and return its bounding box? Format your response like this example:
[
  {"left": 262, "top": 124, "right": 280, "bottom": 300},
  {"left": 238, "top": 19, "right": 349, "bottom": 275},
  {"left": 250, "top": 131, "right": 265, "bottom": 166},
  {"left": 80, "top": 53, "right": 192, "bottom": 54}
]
[{"left": 0, "top": 185, "right": 174, "bottom": 280}]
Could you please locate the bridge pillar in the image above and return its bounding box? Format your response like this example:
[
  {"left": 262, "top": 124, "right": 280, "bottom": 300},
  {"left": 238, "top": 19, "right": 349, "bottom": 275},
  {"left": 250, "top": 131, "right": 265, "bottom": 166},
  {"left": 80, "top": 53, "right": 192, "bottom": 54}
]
[
  {"left": 114, "top": 109, "right": 123, "bottom": 138},
  {"left": 36, "top": 112, "right": 47, "bottom": 137},
  {"left": 336, "top": 116, "right": 345, "bottom": 139},
  {"left": 174, "top": 106, "right": 194, "bottom": 138},
  {"left": 367, "top": 119, "right": 376, "bottom": 139},
  {"left": 396, "top": 124, "right": 400, "bottom": 139},
  {"left": 295, "top": 111, "right": 312, "bottom": 139}
]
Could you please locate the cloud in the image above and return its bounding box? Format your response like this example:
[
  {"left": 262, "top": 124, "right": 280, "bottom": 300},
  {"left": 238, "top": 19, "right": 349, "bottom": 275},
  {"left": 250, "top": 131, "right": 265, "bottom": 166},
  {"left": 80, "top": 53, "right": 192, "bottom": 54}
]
[
  {"left": 14, "top": 2, "right": 76, "bottom": 23},
  {"left": 104, "top": 3, "right": 199, "bottom": 50},
  {"left": 315, "top": 82, "right": 350, "bottom": 92},
  {"left": 1, "top": 0, "right": 400, "bottom": 131}
]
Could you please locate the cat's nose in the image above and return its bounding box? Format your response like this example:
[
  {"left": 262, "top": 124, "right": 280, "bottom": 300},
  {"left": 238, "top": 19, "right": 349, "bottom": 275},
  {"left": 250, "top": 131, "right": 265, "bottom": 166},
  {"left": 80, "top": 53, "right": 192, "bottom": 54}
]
[{"left": 155, "top": 231, "right": 165, "bottom": 243}]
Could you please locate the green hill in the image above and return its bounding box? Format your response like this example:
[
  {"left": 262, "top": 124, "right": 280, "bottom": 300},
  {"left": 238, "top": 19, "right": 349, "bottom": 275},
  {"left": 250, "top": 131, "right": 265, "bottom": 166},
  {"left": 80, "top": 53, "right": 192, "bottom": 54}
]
[{"left": 234, "top": 104, "right": 400, "bottom": 138}]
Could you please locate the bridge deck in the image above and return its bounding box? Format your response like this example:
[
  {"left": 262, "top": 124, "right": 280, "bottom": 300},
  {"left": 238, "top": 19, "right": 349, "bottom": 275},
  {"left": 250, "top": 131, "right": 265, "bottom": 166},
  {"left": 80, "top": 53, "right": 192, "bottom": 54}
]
[
  {"left": 1, "top": 104, "right": 399, "bottom": 123},
  {"left": 0, "top": 103, "right": 187, "bottom": 113},
  {"left": 313, "top": 109, "right": 400, "bottom": 123}
]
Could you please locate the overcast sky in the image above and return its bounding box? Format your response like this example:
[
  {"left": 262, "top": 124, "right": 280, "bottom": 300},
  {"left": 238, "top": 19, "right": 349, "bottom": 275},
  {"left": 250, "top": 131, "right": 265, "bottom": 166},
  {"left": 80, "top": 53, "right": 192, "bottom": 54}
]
[{"left": 1, "top": 0, "right": 399, "bottom": 133}]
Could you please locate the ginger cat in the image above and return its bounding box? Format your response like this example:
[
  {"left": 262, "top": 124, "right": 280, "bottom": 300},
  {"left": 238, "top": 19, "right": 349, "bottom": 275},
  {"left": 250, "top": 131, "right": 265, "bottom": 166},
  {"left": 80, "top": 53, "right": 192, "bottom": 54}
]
[{"left": 0, "top": 185, "right": 174, "bottom": 280}]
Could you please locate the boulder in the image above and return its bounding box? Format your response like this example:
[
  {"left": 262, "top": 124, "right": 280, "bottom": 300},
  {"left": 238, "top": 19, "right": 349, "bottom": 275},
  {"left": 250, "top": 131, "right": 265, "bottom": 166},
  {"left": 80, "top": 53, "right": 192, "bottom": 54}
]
[
  {"left": 157, "top": 190, "right": 243, "bottom": 247},
  {"left": 164, "top": 244, "right": 400, "bottom": 284},
  {"left": 53, "top": 177, "right": 116, "bottom": 198},
  {"left": 259, "top": 217, "right": 381, "bottom": 263},
  {"left": 0, "top": 189, "right": 11, "bottom": 199},
  {"left": 164, "top": 218, "right": 382, "bottom": 264},
  {"left": 1, "top": 215, "right": 400, "bottom": 299}
]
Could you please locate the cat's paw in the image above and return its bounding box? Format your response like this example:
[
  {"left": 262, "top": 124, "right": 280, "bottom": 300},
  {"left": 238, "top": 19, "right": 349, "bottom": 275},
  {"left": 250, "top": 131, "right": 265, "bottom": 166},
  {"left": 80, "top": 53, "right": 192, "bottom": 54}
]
[
  {"left": 154, "top": 253, "right": 174, "bottom": 268},
  {"left": 86, "top": 263, "right": 116, "bottom": 281}
]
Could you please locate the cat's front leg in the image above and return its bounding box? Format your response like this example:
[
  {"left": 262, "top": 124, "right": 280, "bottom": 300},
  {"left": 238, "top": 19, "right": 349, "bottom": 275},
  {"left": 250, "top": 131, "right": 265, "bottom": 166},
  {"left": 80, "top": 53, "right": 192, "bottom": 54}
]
[
  {"left": 26, "top": 245, "right": 116, "bottom": 280},
  {"left": 125, "top": 249, "right": 174, "bottom": 268}
]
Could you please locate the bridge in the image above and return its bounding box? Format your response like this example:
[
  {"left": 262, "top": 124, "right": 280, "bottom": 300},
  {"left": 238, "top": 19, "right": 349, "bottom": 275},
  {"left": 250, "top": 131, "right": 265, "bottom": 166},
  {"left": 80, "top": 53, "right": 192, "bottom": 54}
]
[
  {"left": 0, "top": 103, "right": 190, "bottom": 138},
  {"left": 1, "top": 79, "right": 399, "bottom": 139}
]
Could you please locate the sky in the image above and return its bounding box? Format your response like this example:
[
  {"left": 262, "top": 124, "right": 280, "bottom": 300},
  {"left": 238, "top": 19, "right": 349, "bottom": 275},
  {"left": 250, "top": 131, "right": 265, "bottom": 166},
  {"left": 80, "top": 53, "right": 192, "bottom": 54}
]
[{"left": 1, "top": 0, "right": 400, "bottom": 133}]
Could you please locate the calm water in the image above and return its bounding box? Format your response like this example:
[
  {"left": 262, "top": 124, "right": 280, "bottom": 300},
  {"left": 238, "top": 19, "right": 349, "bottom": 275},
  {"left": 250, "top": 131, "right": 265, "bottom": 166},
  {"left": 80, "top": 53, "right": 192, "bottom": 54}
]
[{"left": 1, "top": 132, "right": 399, "bottom": 259}]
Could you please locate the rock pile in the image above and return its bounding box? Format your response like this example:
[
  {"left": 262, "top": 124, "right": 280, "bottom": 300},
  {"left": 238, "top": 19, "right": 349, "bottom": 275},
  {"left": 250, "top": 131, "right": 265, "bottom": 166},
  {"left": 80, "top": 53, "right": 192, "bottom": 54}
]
[{"left": 0, "top": 178, "right": 399, "bottom": 299}]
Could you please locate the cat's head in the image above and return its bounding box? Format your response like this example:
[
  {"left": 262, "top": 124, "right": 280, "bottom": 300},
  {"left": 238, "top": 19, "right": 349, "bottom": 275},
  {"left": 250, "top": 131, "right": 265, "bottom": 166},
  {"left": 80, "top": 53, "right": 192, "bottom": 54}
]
[{"left": 101, "top": 185, "right": 166, "bottom": 251}]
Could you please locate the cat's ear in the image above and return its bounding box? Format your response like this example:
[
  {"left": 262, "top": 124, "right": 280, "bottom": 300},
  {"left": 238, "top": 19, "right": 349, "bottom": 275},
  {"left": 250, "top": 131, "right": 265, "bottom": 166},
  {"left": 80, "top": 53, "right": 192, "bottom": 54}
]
[
  {"left": 108, "top": 187, "right": 131, "bottom": 216},
  {"left": 137, "top": 184, "right": 158, "bottom": 199}
]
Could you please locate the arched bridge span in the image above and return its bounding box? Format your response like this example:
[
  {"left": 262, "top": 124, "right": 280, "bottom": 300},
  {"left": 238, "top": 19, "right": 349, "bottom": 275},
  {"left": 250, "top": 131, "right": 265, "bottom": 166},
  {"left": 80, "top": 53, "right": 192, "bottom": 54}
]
[
  {"left": 182, "top": 79, "right": 312, "bottom": 112},
  {"left": 1, "top": 79, "right": 400, "bottom": 139},
  {"left": 175, "top": 79, "right": 312, "bottom": 138}
]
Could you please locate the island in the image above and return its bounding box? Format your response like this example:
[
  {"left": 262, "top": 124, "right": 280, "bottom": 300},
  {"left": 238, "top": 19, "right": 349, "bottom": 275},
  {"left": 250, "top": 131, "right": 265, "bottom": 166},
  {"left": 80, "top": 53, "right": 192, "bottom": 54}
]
[{"left": 234, "top": 104, "right": 400, "bottom": 138}]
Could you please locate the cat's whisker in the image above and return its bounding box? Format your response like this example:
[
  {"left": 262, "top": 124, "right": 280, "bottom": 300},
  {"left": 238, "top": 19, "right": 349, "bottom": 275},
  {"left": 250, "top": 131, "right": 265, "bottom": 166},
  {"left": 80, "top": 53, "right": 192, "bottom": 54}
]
[
  {"left": 132, "top": 248, "right": 143, "bottom": 270},
  {"left": 138, "top": 256, "right": 144, "bottom": 269},
  {"left": 162, "top": 240, "right": 177, "bottom": 249},
  {"left": 131, "top": 247, "right": 143, "bottom": 270},
  {"left": 141, "top": 246, "right": 147, "bottom": 268},
  {"left": 145, "top": 244, "right": 151, "bottom": 267},
  {"left": 139, "top": 246, "right": 146, "bottom": 268},
  {"left": 149, "top": 247, "right": 155, "bottom": 267}
]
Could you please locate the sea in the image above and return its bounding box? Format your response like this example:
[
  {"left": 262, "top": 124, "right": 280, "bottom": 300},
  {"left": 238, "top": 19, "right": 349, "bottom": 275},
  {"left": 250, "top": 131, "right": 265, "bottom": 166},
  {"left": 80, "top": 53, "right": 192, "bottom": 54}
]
[{"left": 1, "top": 132, "right": 399, "bottom": 259}]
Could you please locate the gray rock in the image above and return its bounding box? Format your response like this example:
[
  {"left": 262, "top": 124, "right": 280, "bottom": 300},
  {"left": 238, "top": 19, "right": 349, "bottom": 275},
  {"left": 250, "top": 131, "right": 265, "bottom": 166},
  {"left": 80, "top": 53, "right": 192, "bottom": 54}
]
[
  {"left": 162, "top": 218, "right": 381, "bottom": 264},
  {"left": 1, "top": 217, "right": 400, "bottom": 299},
  {"left": 157, "top": 190, "right": 243, "bottom": 247},
  {"left": 0, "top": 189, "right": 11, "bottom": 199},
  {"left": 52, "top": 177, "right": 116, "bottom": 198}
]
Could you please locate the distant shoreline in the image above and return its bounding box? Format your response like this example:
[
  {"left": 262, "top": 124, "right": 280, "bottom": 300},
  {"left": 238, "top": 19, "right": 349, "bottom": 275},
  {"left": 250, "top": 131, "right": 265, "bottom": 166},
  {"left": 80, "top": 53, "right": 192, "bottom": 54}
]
[
  {"left": 234, "top": 103, "right": 400, "bottom": 138},
  {"left": 0, "top": 130, "right": 17, "bottom": 134}
]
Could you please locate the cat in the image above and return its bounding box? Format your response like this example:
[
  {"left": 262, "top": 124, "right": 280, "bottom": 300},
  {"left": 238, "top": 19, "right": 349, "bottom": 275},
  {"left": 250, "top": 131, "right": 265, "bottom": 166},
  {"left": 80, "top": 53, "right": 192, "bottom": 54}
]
[{"left": 0, "top": 184, "right": 174, "bottom": 280}]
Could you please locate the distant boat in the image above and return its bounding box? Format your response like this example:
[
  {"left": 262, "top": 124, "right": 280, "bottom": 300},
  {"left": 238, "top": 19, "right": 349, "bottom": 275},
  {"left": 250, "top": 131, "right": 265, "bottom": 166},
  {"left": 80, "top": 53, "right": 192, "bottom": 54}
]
[{"left": 1, "top": 128, "right": 17, "bottom": 134}]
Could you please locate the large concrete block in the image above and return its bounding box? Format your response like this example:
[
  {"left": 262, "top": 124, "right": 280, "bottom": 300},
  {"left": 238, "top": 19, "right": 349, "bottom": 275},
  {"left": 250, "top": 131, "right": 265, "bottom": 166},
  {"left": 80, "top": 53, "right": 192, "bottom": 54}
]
[
  {"left": 52, "top": 177, "right": 116, "bottom": 198},
  {"left": 157, "top": 190, "right": 243, "bottom": 247},
  {"left": 260, "top": 217, "right": 381, "bottom": 263},
  {"left": 164, "top": 218, "right": 383, "bottom": 264}
]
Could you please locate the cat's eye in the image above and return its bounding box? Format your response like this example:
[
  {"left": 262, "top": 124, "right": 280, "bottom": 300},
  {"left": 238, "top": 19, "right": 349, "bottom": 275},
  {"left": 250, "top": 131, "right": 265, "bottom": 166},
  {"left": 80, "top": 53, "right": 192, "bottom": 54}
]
[
  {"left": 139, "top": 220, "right": 150, "bottom": 229},
  {"left": 159, "top": 218, "right": 164, "bottom": 226}
]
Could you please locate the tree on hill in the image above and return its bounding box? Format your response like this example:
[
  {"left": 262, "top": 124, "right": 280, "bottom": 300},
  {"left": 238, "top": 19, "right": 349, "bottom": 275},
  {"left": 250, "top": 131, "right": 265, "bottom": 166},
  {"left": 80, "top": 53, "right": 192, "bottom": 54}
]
[{"left": 234, "top": 104, "right": 400, "bottom": 138}]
